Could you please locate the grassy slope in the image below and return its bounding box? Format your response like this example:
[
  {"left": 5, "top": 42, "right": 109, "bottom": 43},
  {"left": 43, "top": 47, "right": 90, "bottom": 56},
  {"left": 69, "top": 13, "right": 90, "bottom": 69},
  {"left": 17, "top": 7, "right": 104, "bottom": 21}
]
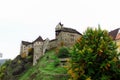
[{"left": 18, "top": 50, "right": 68, "bottom": 80}]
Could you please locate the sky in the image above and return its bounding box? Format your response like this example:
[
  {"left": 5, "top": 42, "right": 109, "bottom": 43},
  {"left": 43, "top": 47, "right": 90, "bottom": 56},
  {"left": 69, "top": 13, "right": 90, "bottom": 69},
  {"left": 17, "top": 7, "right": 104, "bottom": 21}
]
[{"left": 0, "top": 0, "right": 120, "bottom": 59}]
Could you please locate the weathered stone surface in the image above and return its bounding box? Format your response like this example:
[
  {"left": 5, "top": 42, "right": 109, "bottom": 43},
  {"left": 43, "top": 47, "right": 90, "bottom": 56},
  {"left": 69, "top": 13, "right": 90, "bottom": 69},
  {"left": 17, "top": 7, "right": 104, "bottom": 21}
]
[{"left": 20, "top": 23, "right": 82, "bottom": 65}]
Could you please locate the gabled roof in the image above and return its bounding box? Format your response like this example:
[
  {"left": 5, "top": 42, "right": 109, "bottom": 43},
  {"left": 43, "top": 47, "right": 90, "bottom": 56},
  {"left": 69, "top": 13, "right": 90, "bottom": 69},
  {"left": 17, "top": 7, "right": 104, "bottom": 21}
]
[
  {"left": 33, "top": 36, "right": 43, "bottom": 43},
  {"left": 22, "top": 41, "right": 32, "bottom": 46},
  {"left": 56, "top": 27, "right": 82, "bottom": 35},
  {"left": 63, "top": 27, "right": 82, "bottom": 35},
  {"left": 109, "top": 28, "right": 120, "bottom": 40}
]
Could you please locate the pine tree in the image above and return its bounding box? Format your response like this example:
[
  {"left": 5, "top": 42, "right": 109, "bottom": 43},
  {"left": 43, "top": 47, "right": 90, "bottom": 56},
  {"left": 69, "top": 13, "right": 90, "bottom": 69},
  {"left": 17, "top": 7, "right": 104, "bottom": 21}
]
[{"left": 67, "top": 27, "right": 120, "bottom": 80}]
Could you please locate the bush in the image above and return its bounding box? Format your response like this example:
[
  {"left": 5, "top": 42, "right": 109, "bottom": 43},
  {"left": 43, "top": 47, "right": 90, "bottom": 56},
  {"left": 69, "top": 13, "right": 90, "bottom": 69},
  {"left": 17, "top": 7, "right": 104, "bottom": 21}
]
[
  {"left": 57, "top": 47, "right": 69, "bottom": 58},
  {"left": 67, "top": 27, "right": 120, "bottom": 80}
]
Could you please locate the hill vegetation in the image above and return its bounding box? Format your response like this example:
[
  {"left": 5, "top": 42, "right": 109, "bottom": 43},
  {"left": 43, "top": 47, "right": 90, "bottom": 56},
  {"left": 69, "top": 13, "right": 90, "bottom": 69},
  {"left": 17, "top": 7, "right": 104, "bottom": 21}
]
[
  {"left": 0, "top": 54, "right": 33, "bottom": 80},
  {"left": 0, "top": 48, "right": 69, "bottom": 80}
]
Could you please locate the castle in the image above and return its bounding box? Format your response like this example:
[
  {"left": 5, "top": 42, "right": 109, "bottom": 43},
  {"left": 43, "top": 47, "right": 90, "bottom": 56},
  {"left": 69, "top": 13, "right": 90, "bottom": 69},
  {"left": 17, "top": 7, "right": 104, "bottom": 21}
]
[
  {"left": 20, "top": 23, "right": 120, "bottom": 65},
  {"left": 20, "top": 23, "right": 82, "bottom": 65}
]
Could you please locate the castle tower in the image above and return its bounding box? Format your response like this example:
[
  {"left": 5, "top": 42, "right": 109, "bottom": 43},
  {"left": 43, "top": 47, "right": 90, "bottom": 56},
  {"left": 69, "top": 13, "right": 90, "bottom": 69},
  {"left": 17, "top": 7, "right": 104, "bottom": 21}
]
[
  {"left": 33, "top": 36, "right": 43, "bottom": 65},
  {"left": 55, "top": 22, "right": 63, "bottom": 37}
]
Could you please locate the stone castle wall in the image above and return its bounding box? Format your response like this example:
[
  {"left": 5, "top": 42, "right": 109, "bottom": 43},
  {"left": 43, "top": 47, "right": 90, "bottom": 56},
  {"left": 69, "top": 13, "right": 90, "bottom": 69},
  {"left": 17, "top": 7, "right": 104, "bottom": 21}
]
[
  {"left": 48, "top": 39, "right": 57, "bottom": 49},
  {"left": 20, "top": 23, "right": 82, "bottom": 65},
  {"left": 43, "top": 38, "right": 49, "bottom": 55},
  {"left": 56, "top": 32, "right": 81, "bottom": 47},
  {"left": 20, "top": 43, "right": 33, "bottom": 57},
  {"left": 33, "top": 41, "right": 43, "bottom": 65}
]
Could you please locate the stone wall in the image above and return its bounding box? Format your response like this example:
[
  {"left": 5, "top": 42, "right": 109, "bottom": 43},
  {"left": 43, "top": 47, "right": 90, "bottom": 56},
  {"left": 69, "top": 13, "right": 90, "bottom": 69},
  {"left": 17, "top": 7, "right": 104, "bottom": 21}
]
[
  {"left": 20, "top": 44, "right": 27, "bottom": 55},
  {"left": 20, "top": 44, "right": 33, "bottom": 57},
  {"left": 33, "top": 41, "right": 43, "bottom": 65},
  {"left": 43, "top": 38, "right": 49, "bottom": 55},
  {"left": 20, "top": 24, "right": 82, "bottom": 65},
  {"left": 57, "top": 31, "right": 81, "bottom": 47},
  {"left": 48, "top": 39, "right": 57, "bottom": 50}
]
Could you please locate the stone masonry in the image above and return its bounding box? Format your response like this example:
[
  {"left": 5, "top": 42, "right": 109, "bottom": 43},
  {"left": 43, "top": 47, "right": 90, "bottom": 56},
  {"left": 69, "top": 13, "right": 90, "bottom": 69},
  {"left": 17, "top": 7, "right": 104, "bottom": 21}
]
[{"left": 20, "top": 23, "right": 82, "bottom": 65}]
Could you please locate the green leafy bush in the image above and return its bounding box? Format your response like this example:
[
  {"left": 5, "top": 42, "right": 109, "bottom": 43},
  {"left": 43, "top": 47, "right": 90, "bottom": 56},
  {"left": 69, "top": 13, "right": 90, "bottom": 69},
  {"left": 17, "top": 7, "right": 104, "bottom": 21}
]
[
  {"left": 67, "top": 27, "right": 120, "bottom": 80},
  {"left": 57, "top": 47, "right": 69, "bottom": 58}
]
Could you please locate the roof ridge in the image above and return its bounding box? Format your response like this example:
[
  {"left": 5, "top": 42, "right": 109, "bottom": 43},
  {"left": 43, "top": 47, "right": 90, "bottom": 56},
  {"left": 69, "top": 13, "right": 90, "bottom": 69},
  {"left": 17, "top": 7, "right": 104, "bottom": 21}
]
[
  {"left": 61, "top": 27, "right": 82, "bottom": 35},
  {"left": 22, "top": 41, "right": 32, "bottom": 45},
  {"left": 33, "top": 36, "right": 43, "bottom": 43}
]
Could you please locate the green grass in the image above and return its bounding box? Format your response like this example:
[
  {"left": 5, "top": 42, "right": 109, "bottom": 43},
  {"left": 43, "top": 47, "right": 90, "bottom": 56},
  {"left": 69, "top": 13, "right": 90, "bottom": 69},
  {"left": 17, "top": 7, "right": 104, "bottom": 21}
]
[{"left": 18, "top": 50, "right": 68, "bottom": 80}]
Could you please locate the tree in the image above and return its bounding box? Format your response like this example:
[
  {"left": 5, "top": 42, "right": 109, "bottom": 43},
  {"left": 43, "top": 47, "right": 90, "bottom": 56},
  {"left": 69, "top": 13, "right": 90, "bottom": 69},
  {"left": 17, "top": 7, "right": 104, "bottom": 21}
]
[{"left": 67, "top": 27, "right": 120, "bottom": 80}]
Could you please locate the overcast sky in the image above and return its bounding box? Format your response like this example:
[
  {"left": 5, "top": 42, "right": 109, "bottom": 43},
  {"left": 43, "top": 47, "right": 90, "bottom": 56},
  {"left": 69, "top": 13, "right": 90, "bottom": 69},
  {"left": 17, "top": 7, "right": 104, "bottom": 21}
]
[{"left": 0, "top": 0, "right": 120, "bottom": 59}]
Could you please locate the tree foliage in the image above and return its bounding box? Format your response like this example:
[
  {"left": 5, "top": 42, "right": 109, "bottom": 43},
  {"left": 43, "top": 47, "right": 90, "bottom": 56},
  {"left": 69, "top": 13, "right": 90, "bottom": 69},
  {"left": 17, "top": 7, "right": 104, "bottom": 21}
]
[
  {"left": 67, "top": 27, "right": 120, "bottom": 80},
  {"left": 0, "top": 59, "right": 11, "bottom": 80}
]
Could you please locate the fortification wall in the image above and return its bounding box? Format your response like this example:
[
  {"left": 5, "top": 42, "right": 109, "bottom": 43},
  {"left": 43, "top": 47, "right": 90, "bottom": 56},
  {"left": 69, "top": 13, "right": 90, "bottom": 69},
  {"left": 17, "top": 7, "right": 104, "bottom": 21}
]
[
  {"left": 57, "top": 32, "right": 81, "bottom": 47},
  {"left": 33, "top": 41, "right": 43, "bottom": 65},
  {"left": 43, "top": 38, "right": 49, "bottom": 55},
  {"left": 48, "top": 39, "right": 57, "bottom": 50}
]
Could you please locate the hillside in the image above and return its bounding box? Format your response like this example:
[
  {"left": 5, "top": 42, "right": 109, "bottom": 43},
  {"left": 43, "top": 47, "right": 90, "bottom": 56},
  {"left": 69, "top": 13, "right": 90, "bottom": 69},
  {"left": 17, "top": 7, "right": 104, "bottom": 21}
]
[
  {"left": 0, "top": 49, "right": 68, "bottom": 80},
  {"left": 18, "top": 50, "right": 68, "bottom": 80}
]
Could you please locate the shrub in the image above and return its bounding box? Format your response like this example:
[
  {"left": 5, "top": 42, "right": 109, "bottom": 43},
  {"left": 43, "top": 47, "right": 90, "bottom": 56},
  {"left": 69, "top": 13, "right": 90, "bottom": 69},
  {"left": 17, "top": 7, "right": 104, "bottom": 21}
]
[
  {"left": 67, "top": 27, "right": 120, "bottom": 80},
  {"left": 57, "top": 47, "right": 69, "bottom": 58}
]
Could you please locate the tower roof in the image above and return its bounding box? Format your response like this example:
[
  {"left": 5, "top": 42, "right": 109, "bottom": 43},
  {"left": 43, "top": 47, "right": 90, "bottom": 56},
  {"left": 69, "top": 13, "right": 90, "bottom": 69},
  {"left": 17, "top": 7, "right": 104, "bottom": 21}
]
[
  {"left": 22, "top": 41, "right": 32, "bottom": 46},
  {"left": 61, "top": 27, "right": 82, "bottom": 35},
  {"left": 33, "top": 36, "right": 43, "bottom": 43},
  {"left": 55, "top": 23, "right": 82, "bottom": 35},
  {"left": 56, "top": 26, "right": 82, "bottom": 35},
  {"left": 109, "top": 28, "right": 120, "bottom": 40}
]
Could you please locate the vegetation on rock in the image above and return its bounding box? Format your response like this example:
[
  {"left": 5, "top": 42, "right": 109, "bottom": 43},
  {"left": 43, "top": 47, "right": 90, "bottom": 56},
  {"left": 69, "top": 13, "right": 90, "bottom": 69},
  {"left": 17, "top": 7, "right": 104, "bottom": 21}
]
[{"left": 0, "top": 50, "right": 33, "bottom": 80}]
